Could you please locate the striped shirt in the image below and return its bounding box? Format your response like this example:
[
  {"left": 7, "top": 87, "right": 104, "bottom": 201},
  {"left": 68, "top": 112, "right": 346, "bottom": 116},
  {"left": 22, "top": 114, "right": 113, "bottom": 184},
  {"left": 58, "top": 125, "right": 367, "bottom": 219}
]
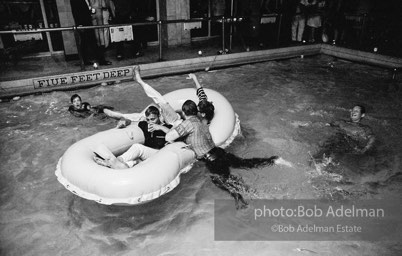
[
  {"left": 196, "top": 87, "right": 208, "bottom": 101},
  {"left": 174, "top": 115, "right": 215, "bottom": 158}
]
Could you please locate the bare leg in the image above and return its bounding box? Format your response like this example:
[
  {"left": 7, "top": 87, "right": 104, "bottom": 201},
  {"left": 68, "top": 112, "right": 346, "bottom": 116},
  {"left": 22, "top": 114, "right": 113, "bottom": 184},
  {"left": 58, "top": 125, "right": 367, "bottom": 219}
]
[
  {"left": 119, "top": 144, "right": 158, "bottom": 162},
  {"left": 133, "top": 66, "right": 181, "bottom": 125},
  {"left": 133, "top": 66, "right": 167, "bottom": 105},
  {"left": 310, "top": 27, "right": 316, "bottom": 42},
  {"left": 94, "top": 156, "right": 129, "bottom": 169},
  {"left": 93, "top": 144, "right": 129, "bottom": 169},
  {"left": 298, "top": 17, "right": 306, "bottom": 42}
]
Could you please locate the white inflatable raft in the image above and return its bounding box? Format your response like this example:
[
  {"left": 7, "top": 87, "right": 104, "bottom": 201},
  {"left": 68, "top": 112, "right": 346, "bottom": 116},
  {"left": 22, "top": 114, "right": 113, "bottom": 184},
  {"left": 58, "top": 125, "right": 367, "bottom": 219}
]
[{"left": 55, "top": 88, "right": 240, "bottom": 205}]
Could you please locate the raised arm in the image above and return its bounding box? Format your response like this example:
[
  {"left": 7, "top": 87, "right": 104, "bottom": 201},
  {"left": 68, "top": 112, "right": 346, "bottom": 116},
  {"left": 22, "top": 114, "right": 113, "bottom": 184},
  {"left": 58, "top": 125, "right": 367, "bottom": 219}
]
[
  {"left": 188, "top": 73, "right": 208, "bottom": 101},
  {"left": 188, "top": 73, "right": 202, "bottom": 89}
]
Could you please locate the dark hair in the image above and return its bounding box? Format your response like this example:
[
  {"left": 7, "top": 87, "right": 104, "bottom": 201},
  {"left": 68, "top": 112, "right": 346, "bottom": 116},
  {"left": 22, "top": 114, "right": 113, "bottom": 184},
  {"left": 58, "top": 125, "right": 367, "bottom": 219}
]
[
  {"left": 145, "top": 105, "right": 160, "bottom": 116},
  {"left": 182, "top": 100, "right": 198, "bottom": 116},
  {"left": 70, "top": 94, "right": 81, "bottom": 103},
  {"left": 198, "top": 100, "right": 215, "bottom": 122},
  {"left": 355, "top": 105, "right": 366, "bottom": 114}
]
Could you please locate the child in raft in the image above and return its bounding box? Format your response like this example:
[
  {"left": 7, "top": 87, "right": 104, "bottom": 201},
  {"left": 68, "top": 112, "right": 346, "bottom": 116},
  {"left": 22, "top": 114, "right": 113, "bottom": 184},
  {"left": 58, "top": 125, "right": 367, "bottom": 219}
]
[
  {"left": 68, "top": 94, "right": 114, "bottom": 118},
  {"left": 93, "top": 105, "right": 172, "bottom": 168}
]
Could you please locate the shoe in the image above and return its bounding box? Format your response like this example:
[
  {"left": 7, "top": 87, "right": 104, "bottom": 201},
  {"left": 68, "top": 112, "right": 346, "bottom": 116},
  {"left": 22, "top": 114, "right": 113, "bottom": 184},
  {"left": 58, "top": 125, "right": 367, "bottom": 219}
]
[
  {"left": 116, "top": 54, "right": 123, "bottom": 60},
  {"left": 99, "top": 60, "right": 112, "bottom": 65}
]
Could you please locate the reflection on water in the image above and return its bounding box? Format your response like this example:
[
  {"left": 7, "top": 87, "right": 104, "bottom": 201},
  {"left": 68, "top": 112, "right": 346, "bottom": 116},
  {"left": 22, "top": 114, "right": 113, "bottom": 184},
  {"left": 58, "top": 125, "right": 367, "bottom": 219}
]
[{"left": 1, "top": 56, "right": 402, "bottom": 255}]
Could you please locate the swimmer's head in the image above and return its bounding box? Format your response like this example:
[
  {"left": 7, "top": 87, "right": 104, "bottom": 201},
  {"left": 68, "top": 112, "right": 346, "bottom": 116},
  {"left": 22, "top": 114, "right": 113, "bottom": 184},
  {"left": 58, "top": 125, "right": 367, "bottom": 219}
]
[
  {"left": 198, "top": 100, "right": 215, "bottom": 123},
  {"left": 145, "top": 105, "right": 161, "bottom": 124},
  {"left": 350, "top": 105, "right": 366, "bottom": 123},
  {"left": 70, "top": 94, "right": 82, "bottom": 109},
  {"left": 182, "top": 100, "right": 198, "bottom": 118}
]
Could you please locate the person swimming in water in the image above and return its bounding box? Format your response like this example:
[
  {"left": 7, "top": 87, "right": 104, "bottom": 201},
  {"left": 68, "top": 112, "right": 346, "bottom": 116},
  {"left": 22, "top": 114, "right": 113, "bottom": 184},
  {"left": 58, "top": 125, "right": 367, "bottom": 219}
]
[
  {"left": 68, "top": 94, "right": 114, "bottom": 118},
  {"left": 165, "top": 100, "right": 292, "bottom": 209},
  {"left": 325, "top": 104, "right": 375, "bottom": 155},
  {"left": 312, "top": 104, "right": 376, "bottom": 174}
]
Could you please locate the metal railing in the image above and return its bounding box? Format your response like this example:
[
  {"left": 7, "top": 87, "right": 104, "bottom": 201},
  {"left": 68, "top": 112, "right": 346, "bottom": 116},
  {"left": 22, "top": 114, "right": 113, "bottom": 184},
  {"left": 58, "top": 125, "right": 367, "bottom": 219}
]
[
  {"left": 0, "top": 14, "right": 282, "bottom": 69},
  {"left": 1, "top": 11, "right": 400, "bottom": 69}
]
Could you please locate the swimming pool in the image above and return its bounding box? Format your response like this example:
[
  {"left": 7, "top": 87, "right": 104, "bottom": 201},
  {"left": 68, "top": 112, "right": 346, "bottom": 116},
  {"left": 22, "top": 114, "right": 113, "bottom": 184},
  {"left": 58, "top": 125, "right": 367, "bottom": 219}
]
[{"left": 0, "top": 55, "right": 401, "bottom": 255}]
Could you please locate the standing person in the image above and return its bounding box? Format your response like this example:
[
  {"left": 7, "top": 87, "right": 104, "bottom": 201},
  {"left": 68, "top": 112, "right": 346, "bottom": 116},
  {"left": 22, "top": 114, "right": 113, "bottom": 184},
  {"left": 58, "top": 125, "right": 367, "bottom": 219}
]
[
  {"left": 165, "top": 100, "right": 291, "bottom": 209},
  {"left": 93, "top": 105, "right": 172, "bottom": 168},
  {"left": 112, "top": 0, "right": 138, "bottom": 60},
  {"left": 70, "top": 0, "right": 112, "bottom": 66},
  {"left": 132, "top": 0, "right": 156, "bottom": 54},
  {"left": 330, "top": 0, "right": 346, "bottom": 45},
  {"left": 291, "top": 0, "right": 309, "bottom": 43},
  {"left": 89, "top": 0, "right": 115, "bottom": 59},
  {"left": 306, "top": 0, "right": 326, "bottom": 43}
]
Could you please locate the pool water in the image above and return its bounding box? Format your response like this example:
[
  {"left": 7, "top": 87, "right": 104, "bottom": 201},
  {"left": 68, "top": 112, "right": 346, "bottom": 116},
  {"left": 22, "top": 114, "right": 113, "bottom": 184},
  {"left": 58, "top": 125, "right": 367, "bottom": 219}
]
[{"left": 1, "top": 55, "right": 401, "bottom": 255}]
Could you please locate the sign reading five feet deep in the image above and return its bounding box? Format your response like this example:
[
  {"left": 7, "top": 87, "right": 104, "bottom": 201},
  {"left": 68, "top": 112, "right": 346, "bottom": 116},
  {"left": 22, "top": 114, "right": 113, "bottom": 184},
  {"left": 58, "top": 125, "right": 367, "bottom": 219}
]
[{"left": 32, "top": 67, "right": 133, "bottom": 89}]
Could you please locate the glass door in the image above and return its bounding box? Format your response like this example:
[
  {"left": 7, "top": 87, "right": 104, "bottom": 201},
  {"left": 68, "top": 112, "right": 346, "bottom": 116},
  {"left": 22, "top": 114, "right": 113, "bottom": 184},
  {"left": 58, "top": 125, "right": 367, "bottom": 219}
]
[{"left": 0, "top": 0, "right": 63, "bottom": 56}]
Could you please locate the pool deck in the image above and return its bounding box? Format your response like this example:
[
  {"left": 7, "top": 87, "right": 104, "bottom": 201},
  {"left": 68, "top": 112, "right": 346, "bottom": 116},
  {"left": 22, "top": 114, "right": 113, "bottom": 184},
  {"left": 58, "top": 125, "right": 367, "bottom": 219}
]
[{"left": 0, "top": 44, "right": 401, "bottom": 100}]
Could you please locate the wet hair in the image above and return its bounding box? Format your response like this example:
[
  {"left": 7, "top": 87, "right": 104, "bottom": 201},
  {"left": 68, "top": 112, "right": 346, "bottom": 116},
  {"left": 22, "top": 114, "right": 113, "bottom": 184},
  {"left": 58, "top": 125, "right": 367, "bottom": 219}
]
[
  {"left": 182, "top": 100, "right": 198, "bottom": 116},
  {"left": 70, "top": 94, "right": 81, "bottom": 103},
  {"left": 355, "top": 105, "right": 366, "bottom": 114},
  {"left": 145, "top": 105, "right": 160, "bottom": 117},
  {"left": 198, "top": 100, "right": 215, "bottom": 122}
]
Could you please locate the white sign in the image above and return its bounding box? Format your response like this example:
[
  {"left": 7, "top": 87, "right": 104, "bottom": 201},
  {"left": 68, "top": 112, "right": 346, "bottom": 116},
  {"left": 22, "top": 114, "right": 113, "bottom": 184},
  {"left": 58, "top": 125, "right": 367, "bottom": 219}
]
[{"left": 110, "top": 26, "right": 134, "bottom": 42}]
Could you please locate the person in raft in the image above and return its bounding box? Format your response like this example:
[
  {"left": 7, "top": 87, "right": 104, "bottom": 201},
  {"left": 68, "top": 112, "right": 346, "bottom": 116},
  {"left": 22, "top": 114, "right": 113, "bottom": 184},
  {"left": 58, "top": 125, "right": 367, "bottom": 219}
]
[
  {"left": 165, "top": 100, "right": 292, "bottom": 209},
  {"left": 187, "top": 73, "right": 215, "bottom": 125},
  {"left": 105, "top": 66, "right": 215, "bottom": 128},
  {"left": 93, "top": 105, "right": 172, "bottom": 168},
  {"left": 68, "top": 94, "right": 114, "bottom": 118}
]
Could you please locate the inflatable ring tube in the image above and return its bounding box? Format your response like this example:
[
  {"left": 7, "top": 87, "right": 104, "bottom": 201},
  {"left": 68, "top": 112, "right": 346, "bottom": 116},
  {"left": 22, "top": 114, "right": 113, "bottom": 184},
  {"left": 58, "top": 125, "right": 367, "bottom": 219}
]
[
  {"left": 163, "top": 88, "right": 237, "bottom": 146},
  {"left": 55, "top": 88, "right": 240, "bottom": 205}
]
